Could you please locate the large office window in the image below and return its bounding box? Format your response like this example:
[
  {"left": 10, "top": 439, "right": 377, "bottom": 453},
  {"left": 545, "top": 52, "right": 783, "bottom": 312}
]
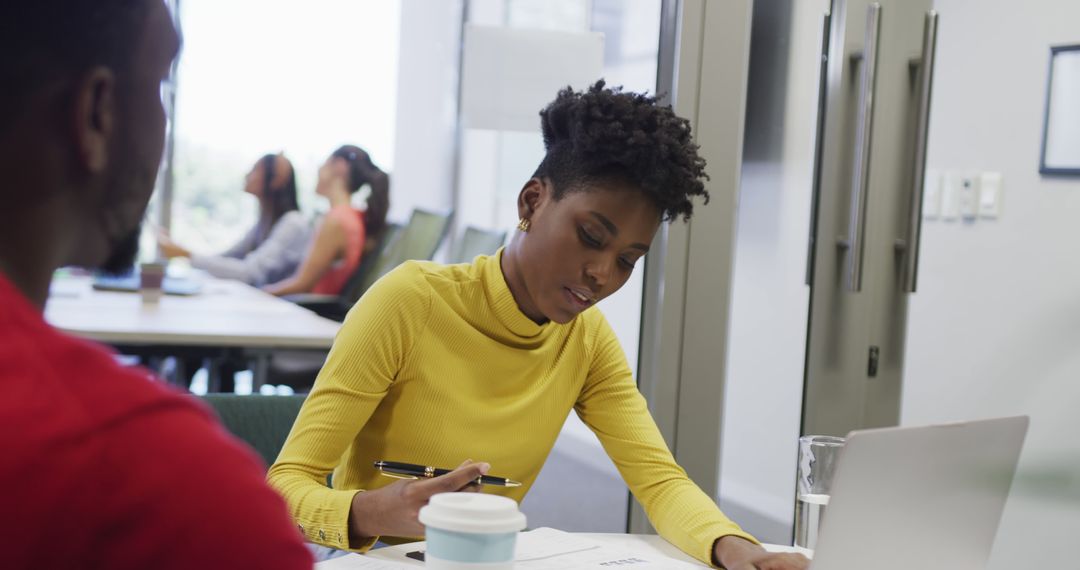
[{"left": 165, "top": 1, "right": 401, "bottom": 254}]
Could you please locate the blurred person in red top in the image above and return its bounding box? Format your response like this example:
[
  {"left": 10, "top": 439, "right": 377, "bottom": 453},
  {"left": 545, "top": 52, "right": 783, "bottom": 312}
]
[
  {"left": 0, "top": 1, "right": 312, "bottom": 568},
  {"left": 263, "top": 145, "right": 390, "bottom": 297}
]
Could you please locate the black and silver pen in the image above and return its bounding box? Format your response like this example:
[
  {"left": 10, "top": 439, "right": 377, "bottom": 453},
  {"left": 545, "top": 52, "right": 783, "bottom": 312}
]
[{"left": 374, "top": 460, "right": 522, "bottom": 487}]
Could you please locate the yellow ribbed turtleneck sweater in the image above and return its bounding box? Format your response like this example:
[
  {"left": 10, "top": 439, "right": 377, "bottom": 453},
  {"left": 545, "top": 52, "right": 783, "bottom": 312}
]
[{"left": 267, "top": 250, "right": 756, "bottom": 566}]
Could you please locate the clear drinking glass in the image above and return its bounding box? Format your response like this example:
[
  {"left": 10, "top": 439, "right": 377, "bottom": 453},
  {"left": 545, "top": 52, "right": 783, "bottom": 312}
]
[{"left": 794, "top": 435, "right": 845, "bottom": 552}]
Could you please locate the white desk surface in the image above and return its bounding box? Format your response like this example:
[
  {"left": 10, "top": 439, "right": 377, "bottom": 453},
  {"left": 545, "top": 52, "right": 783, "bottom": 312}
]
[
  {"left": 45, "top": 274, "right": 341, "bottom": 349},
  {"left": 319, "top": 532, "right": 804, "bottom": 568}
]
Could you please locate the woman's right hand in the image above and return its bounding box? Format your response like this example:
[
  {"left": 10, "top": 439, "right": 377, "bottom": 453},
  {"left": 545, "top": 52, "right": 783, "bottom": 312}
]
[
  {"left": 349, "top": 461, "right": 491, "bottom": 541},
  {"left": 156, "top": 229, "right": 190, "bottom": 259}
]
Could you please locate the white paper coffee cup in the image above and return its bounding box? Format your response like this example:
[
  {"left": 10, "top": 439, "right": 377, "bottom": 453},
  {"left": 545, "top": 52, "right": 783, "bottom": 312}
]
[
  {"left": 419, "top": 493, "right": 526, "bottom": 569},
  {"left": 139, "top": 262, "right": 166, "bottom": 304}
]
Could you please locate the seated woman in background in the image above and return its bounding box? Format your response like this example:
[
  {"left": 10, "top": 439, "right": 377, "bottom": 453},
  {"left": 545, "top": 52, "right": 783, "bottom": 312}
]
[
  {"left": 158, "top": 153, "right": 311, "bottom": 287},
  {"left": 263, "top": 145, "right": 389, "bottom": 297}
]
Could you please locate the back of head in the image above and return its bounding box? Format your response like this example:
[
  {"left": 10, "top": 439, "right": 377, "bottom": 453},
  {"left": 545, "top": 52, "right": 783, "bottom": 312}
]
[
  {"left": 251, "top": 153, "right": 299, "bottom": 247},
  {"left": 0, "top": 0, "right": 177, "bottom": 277},
  {"left": 0, "top": 0, "right": 153, "bottom": 135},
  {"left": 533, "top": 80, "right": 710, "bottom": 222},
  {"left": 332, "top": 144, "right": 390, "bottom": 239},
  {"left": 254, "top": 153, "right": 300, "bottom": 242}
]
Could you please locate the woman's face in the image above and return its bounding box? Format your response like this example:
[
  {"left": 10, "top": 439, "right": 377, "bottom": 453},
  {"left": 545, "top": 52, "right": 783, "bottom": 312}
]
[
  {"left": 243, "top": 161, "right": 265, "bottom": 197},
  {"left": 514, "top": 178, "right": 661, "bottom": 324},
  {"left": 316, "top": 156, "right": 350, "bottom": 196}
]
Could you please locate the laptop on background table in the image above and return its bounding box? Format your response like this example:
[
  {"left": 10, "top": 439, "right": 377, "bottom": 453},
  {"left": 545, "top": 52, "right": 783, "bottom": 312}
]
[{"left": 92, "top": 272, "right": 202, "bottom": 296}]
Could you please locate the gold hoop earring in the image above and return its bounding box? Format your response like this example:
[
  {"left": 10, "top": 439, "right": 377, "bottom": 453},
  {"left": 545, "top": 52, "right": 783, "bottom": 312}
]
[{"left": 517, "top": 218, "right": 531, "bottom": 232}]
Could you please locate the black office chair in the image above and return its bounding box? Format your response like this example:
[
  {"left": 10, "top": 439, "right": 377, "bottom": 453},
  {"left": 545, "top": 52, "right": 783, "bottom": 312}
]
[
  {"left": 448, "top": 226, "right": 506, "bottom": 264},
  {"left": 198, "top": 394, "right": 306, "bottom": 469}
]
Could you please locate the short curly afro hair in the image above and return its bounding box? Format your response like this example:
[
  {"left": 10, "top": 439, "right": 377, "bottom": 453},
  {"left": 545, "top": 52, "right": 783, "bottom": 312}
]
[{"left": 533, "top": 80, "right": 709, "bottom": 222}]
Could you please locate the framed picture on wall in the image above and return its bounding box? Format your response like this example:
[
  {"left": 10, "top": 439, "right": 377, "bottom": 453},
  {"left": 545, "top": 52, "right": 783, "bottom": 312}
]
[{"left": 1040, "top": 44, "right": 1080, "bottom": 175}]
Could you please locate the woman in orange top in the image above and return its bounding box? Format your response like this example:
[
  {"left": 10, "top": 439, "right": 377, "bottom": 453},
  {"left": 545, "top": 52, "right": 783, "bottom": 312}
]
[{"left": 264, "top": 145, "right": 389, "bottom": 297}]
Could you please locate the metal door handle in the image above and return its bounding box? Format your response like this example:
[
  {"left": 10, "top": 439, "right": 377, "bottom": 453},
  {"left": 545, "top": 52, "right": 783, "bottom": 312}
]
[
  {"left": 806, "top": 10, "right": 832, "bottom": 287},
  {"left": 844, "top": 3, "right": 882, "bottom": 293},
  {"left": 903, "top": 11, "right": 938, "bottom": 293}
]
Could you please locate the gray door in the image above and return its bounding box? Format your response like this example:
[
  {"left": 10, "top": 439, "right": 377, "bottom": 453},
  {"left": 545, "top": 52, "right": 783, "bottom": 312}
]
[{"left": 803, "top": 0, "right": 937, "bottom": 437}]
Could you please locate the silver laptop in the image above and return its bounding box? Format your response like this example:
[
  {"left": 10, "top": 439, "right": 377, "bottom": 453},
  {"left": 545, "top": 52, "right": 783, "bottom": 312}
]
[{"left": 810, "top": 416, "right": 1028, "bottom": 570}]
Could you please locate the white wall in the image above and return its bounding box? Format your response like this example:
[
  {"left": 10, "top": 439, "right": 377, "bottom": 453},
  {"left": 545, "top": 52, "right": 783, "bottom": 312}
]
[
  {"left": 389, "top": 0, "right": 463, "bottom": 224},
  {"left": 902, "top": 1, "right": 1080, "bottom": 567}
]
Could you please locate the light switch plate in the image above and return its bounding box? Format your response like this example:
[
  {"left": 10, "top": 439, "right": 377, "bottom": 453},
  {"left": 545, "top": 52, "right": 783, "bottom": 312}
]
[
  {"left": 958, "top": 173, "right": 979, "bottom": 220},
  {"left": 979, "top": 172, "right": 1002, "bottom": 218}
]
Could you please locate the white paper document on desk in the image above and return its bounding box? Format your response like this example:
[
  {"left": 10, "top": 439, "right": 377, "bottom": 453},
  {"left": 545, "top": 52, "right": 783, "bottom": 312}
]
[
  {"left": 512, "top": 528, "right": 700, "bottom": 568},
  {"left": 315, "top": 528, "right": 703, "bottom": 569}
]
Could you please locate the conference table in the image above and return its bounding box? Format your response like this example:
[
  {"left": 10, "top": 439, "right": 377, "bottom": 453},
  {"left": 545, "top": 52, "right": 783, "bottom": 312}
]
[
  {"left": 45, "top": 271, "right": 341, "bottom": 388},
  {"left": 315, "top": 531, "right": 807, "bottom": 568}
]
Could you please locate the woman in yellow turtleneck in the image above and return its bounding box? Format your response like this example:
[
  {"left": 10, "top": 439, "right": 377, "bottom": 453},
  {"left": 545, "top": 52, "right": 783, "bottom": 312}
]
[{"left": 268, "top": 81, "right": 809, "bottom": 570}]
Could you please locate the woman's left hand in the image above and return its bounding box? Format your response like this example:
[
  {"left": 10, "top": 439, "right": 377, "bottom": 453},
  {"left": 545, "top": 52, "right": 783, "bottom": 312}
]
[{"left": 714, "top": 535, "right": 810, "bottom": 569}]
